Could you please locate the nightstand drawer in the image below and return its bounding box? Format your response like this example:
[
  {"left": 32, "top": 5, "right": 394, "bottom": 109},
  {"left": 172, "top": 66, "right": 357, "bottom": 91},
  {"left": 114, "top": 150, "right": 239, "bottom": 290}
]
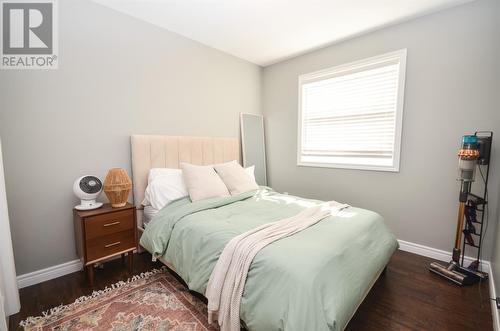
[
  {"left": 85, "top": 209, "right": 134, "bottom": 240},
  {"left": 86, "top": 230, "right": 135, "bottom": 262}
]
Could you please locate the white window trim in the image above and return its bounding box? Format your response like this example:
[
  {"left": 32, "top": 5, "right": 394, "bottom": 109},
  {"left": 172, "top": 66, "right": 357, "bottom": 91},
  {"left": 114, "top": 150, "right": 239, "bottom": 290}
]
[{"left": 297, "top": 49, "right": 407, "bottom": 172}]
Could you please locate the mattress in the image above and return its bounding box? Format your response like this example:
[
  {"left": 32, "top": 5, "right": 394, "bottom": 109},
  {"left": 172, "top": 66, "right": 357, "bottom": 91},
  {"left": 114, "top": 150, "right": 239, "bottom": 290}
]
[{"left": 140, "top": 188, "right": 398, "bottom": 331}]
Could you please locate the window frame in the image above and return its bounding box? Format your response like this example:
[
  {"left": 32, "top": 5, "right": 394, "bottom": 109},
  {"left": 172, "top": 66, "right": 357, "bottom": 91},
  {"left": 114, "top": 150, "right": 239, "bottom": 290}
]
[{"left": 297, "top": 49, "right": 407, "bottom": 172}]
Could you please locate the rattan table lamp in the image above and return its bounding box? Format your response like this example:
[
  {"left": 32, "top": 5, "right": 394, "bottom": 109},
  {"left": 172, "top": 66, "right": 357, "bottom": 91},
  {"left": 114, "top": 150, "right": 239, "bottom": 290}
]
[{"left": 103, "top": 168, "right": 132, "bottom": 208}]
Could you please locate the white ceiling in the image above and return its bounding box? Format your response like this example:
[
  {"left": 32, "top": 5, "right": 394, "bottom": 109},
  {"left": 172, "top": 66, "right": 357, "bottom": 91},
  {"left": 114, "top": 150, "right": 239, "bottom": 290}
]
[{"left": 92, "top": 0, "right": 471, "bottom": 66}]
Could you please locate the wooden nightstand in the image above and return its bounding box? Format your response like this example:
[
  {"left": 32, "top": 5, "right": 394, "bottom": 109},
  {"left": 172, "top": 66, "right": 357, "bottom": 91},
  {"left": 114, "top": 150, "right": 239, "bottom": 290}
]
[{"left": 74, "top": 203, "right": 137, "bottom": 285}]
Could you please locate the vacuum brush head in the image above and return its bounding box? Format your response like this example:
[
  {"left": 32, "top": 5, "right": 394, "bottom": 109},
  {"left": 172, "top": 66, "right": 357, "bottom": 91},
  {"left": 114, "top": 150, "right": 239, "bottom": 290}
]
[{"left": 429, "top": 261, "right": 471, "bottom": 286}]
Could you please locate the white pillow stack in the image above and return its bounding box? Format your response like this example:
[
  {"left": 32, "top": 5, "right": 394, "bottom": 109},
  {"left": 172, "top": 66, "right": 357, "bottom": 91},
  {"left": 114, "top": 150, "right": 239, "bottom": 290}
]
[
  {"left": 142, "top": 168, "right": 188, "bottom": 210},
  {"left": 142, "top": 161, "right": 258, "bottom": 209}
]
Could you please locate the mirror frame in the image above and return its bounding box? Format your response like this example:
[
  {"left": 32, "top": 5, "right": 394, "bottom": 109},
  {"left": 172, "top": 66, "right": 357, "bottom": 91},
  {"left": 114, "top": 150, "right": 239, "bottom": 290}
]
[{"left": 240, "top": 113, "right": 267, "bottom": 186}]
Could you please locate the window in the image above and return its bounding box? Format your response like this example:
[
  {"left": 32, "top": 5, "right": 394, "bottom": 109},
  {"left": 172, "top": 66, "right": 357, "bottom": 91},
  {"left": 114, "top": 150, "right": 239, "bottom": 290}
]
[{"left": 298, "top": 49, "right": 406, "bottom": 172}]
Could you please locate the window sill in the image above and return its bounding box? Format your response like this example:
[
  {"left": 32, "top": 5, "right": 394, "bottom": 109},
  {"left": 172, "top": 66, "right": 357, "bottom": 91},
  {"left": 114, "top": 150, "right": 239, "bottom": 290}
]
[{"left": 297, "top": 161, "right": 400, "bottom": 173}]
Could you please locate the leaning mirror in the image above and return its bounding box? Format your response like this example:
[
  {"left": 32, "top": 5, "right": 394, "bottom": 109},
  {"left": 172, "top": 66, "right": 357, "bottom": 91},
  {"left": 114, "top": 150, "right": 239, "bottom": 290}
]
[{"left": 240, "top": 113, "right": 267, "bottom": 186}]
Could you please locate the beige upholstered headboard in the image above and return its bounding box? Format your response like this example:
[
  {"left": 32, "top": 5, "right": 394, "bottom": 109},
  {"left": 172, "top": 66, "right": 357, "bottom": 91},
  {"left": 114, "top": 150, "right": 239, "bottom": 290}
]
[{"left": 131, "top": 135, "right": 240, "bottom": 224}]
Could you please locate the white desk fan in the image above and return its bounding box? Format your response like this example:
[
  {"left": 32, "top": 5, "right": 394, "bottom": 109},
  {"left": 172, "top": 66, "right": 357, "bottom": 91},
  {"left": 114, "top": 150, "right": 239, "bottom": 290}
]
[{"left": 73, "top": 176, "right": 103, "bottom": 210}]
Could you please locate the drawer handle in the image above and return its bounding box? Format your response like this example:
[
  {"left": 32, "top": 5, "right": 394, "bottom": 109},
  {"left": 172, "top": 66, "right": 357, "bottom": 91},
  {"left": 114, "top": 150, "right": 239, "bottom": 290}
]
[
  {"left": 104, "top": 241, "right": 121, "bottom": 248},
  {"left": 103, "top": 221, "right": 120, "bottom": 227}
]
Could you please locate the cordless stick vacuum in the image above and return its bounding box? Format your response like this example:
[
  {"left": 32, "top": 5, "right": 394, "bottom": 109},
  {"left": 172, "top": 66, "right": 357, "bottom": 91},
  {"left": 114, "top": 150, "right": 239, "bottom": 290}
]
[{"left": 429, "top": 134, "right": 489, "bottom": 285}]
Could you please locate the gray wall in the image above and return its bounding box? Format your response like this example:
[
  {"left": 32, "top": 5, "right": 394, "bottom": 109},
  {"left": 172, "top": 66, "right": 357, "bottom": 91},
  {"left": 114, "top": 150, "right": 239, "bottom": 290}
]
[
  {"left": 0, "top": 0, "right": 261, "bottom": 275},
  {"left": 262, "top": 0, "right": 500, "bottom": 259}
]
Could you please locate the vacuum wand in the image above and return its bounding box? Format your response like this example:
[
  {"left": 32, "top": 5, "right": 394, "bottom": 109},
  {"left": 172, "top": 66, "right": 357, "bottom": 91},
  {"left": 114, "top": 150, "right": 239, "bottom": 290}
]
[{"left": 452, "top": 183, "right": 469, "bottom": 263}]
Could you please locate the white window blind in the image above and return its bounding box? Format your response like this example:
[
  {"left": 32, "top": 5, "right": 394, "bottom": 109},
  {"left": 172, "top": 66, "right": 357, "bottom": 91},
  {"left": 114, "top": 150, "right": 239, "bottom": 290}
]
[{"left": 298, "top": 49, "right": 406, "bottom": 171}]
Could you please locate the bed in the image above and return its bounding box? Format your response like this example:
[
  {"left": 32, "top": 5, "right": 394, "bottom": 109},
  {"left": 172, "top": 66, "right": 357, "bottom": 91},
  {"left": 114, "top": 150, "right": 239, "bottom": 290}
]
[{"left": 131, "top": 135, "right": 398, "bottom": 331}]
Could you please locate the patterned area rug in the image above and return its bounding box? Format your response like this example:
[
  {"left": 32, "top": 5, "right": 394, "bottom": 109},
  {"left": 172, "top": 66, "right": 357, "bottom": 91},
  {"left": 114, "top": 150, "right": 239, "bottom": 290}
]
[{"left": 21, "top": 268, "right": 217, "bottom": 330}]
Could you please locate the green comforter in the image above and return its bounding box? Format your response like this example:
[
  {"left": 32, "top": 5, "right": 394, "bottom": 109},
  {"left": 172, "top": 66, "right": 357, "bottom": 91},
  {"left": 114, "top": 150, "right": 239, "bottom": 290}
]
[{"left": 140, "top": 188, "right": 398, "bottom": 331}]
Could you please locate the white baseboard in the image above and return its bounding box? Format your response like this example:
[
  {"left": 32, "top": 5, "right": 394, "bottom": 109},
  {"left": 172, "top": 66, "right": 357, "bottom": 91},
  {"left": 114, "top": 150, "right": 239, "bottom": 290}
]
[
  {"left": 16, "top": 253, "right": 132, "bottom": 289},
  {"left": 487, "top": 261, "right": 500, "bottom": 331},
  {"left": 398, "top": 239, "right": 498, "bottom": 330},
  {"left": 397, "top": 239, "right": 489, "bottom": 272},
  {"left": 17, "top": 259, "right": 82, "bottom": 289}
]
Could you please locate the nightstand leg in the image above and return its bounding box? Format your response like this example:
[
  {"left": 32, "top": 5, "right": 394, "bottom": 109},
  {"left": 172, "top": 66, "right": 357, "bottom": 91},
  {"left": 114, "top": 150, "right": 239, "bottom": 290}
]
[
  {"left": 121, "top": 253, "right": 126, "bottom": 264},
  {"left": 87, "top": 265, "right": 94, "bottom": 286},
  {"left": 127, "top": 252, "right": 133, "bottom": 274}
]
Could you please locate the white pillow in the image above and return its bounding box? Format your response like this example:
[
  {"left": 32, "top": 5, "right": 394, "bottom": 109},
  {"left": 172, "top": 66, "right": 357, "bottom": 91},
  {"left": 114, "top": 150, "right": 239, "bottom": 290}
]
[
  {"left": 142, "top": 168, "right": 188, "bottom": 210},
  {"left": 147, "top": 168, "right": 180, "bottom": 184},
  {"left": 245, "top": 165, "right": 256, "bottom": 182},
  {"left": 181, "top": 163, "right": 230, "bottom": 202},
  {"left": 214, "top": 160, "right": 259, "bottom": 195}
]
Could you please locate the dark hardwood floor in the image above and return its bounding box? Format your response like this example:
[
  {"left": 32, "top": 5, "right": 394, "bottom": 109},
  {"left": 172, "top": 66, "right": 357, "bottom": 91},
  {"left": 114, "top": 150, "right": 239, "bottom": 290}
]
[
  {"left": 348, "top": 251, "right": 492, "bottom": 330},
  {"left": 9, "top": 250, "right": 493, "bottom": 330}
]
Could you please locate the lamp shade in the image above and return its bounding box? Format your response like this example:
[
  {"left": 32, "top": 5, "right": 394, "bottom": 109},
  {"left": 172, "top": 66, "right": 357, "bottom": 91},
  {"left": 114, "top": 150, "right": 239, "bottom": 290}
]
[{"left": 103, "top": 168, "right": 132, "bottom": 208}]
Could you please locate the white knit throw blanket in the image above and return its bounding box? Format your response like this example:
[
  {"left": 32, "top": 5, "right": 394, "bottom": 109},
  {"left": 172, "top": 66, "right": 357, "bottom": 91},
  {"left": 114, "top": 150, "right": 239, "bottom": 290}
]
[{"left": 205, "top": 201, "right": 349, "bottom": 331}]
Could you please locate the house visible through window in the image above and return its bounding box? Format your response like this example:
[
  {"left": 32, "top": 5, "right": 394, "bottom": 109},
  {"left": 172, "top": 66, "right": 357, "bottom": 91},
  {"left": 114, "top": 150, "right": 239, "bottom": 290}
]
[{"left": 298, "top": 49, "right": 407, "bottom": 172}]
